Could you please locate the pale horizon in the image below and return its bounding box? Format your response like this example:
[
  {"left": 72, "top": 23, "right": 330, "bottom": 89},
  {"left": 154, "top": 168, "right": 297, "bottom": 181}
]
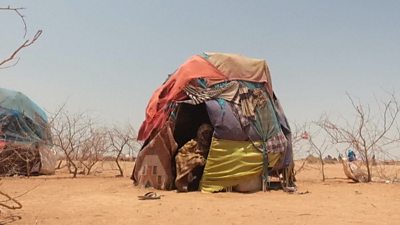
[{"left": 2, "top": 1, "right": 400, "bottom": 143}]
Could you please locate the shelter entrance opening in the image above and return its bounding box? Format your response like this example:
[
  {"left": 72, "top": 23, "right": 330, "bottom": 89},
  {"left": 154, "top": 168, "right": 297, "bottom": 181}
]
[
  {"left": 173, "top": 103, "right": 213, "bottom": 192},
  {"left": 173, "top": 103, "right": 212, "bottom": 149}
]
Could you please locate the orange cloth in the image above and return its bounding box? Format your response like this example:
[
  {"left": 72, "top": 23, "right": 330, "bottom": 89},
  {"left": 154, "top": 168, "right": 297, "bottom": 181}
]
[
  {"left": 138, "top": 53, "right": 274, "bottom": 141},
  {"left": 138, "top": 56, "right": 227, "bottom": 140}
]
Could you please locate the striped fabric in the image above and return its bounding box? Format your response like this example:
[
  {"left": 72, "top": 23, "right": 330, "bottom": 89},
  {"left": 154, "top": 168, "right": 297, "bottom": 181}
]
[
  {"left": 184, "top": 85, "right": 214, "bottom": 105},
  {"left": 180, "top": 81, "right": 238, "bottom": 105}
]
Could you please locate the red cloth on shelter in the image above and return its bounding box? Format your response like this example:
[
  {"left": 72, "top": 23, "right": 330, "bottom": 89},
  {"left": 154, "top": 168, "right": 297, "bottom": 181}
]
[
  {"left": 138, "top": 55, "right": 227, "bottom": 141},
  {"left": 138, "top": 53, "right": 274, "bottom": 141}
]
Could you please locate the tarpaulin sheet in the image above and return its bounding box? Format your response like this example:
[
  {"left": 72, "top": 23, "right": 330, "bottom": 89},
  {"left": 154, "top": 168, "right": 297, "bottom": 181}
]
[{"left": 200, "top": 137, "right": 282, "bottom": 192}]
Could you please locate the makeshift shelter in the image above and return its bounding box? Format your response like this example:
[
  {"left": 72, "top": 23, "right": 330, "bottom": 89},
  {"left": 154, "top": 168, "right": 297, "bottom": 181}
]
[
  {"left": 0, "top": 87, "right": 56, "bottom": 176},
  {"left": 132, "top": 52, "right": 294, "bottom": 192}
]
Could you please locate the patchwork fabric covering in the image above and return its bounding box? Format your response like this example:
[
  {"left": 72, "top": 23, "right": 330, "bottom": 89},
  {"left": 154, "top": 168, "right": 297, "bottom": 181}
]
[
  {"left": 132, "top": 52, "right": 294, "bottom": 192},
  {"left": 132, "top": 122, "right": 177, "bottom": 189},
  {"left": 0, "top": 88, "right": 56, "bottom": 175}
]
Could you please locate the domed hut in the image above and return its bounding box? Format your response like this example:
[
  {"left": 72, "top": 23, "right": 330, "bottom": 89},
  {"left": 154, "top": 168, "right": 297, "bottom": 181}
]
[
  {"left": 132, "top": 52, "right": 294, "bottom": 192},
  {"left": 0, "top": 88, "right": 55, "bottom": 176}
]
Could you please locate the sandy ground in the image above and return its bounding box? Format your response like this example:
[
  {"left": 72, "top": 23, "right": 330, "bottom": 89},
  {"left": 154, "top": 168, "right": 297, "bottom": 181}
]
[{"left": 1, "top": 161, "right": 400, "bottom": 225}]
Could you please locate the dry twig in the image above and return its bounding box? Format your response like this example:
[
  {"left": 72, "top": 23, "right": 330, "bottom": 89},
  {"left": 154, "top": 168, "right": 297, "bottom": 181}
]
[
  {"left": 0, "top": 191, "right": 22, "bottom": 210},
  {"left": 0, "top": 6, "right": 43, "bottom": 68}
]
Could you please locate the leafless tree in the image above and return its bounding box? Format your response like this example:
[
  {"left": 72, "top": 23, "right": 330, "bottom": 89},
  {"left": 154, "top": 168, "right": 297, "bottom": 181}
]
[
  {"left": 108, "top": 125, "right": 137, "bottom": 177},
  {"left": 319, "top": 92, "right": 400, "bottom": 182},
  {"left": 79, "top": 127, "right": 109, "bottom": 175},
  {"left": 49, "top": 105, "right": 139, "bottom": 177},
  {"left": 291, "top": 123, "right": 309, "bottom": 176},
  {"left": 0, "top": 6, "right": 42, "bottom": 69},
  {"left": 46, "top": 103, "right": 66, "bottom": 170},
  {"left": 51, "top": 111, "right": 92, "bottom": 178},
  {"left": 304, "top": 124, "right": 331, "bottom": 182}
]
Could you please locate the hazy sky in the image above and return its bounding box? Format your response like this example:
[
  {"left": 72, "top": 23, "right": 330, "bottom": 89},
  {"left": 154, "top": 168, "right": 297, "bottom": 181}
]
[{"left": 2, "top": 1, "right": 400, "bottom": 132}]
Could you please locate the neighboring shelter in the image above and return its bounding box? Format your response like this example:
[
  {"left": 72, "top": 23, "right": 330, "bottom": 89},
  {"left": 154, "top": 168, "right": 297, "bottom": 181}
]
[
  {"left": 131, "top": 52, "right": 294, "bottom": 192},
  {"left": 0, "top": 87, "right": 56, "bottom": 176}
]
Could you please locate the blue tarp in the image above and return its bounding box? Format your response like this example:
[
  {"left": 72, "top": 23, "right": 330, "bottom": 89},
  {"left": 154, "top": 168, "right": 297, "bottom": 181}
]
[
  {"left": 0, "top": 88, "right": 47, "bottom": 122},
  {"left": 0, "top": 87, "right": 50, "bottom": 144}
]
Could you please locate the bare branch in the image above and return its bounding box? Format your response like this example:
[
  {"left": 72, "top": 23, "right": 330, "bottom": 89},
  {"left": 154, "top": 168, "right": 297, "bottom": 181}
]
[
  {"left": 0, "top": 6, "right": 43, "bottom": 68},
  {"left": 0, "top": 190, "right": 23, "bottom": 210},
  {"left": 307, "top": 124, "right": 332, "bottom": 181},
  {"left": 108, "top": 125, "right": 137, "bottom": 177},
  {"left": 319, "top": 92, "right": 400, "bottom": 182},
  {"left": 0, "top": 30, "right": 42, "bottom": 68},
  {"left": 0, "top": 6, "right": 27, "bottom": 37}
]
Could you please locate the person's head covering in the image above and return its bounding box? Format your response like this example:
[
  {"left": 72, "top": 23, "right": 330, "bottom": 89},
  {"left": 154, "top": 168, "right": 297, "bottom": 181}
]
[{"left": 196, "top": 124, "right": 213, "bottom": 148}]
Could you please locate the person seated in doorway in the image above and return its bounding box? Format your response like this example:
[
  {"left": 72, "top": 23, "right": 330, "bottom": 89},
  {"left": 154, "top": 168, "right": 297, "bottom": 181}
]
[{"left": 175, "top": 123, "right": 213, "bottom": 192}]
